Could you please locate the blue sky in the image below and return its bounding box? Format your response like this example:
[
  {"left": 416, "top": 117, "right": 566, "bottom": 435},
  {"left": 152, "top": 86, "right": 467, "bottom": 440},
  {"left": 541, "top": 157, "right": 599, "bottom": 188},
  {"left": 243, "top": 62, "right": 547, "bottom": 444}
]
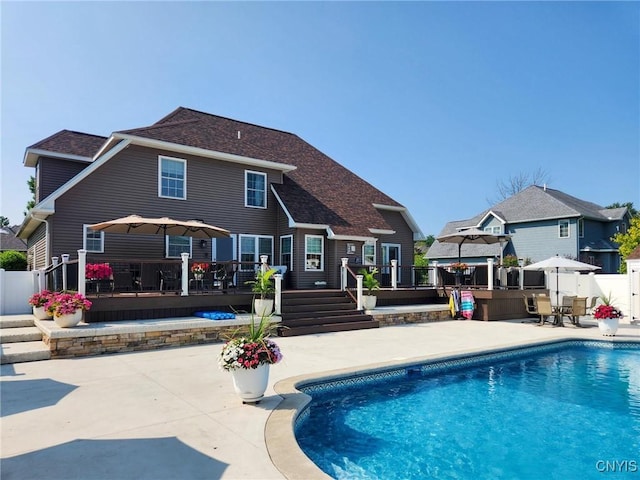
[{"left": 2, "top": 1, "right": 638, "bottom": 236}]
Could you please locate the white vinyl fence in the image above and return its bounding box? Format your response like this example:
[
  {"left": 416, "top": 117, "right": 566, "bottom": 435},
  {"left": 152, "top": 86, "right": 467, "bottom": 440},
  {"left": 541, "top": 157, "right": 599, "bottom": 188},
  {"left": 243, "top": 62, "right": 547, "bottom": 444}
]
[{"left": 0, "top": 269, "right": 39, "bottom": 315}]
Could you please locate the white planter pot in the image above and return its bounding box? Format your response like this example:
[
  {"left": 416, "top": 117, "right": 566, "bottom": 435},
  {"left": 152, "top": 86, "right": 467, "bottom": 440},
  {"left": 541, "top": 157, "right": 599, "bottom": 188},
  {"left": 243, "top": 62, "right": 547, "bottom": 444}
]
[
  {"left": 254, "top": 299, "right": 274, "bottom": 317},
  {"left": 230, "top": 364, "right": 270, "bottom": 404},
  {"left": 54, "top": 310, "right": 83, "bottom": 328},
  {"left": 32, "top": 306, "right": 52, "bottom": 320},
  {"left": 363, "top": 295, "right": 377, "bottom": 310},
  {"left": 597, "top": 318, "right": 619, "bottom": 336}
]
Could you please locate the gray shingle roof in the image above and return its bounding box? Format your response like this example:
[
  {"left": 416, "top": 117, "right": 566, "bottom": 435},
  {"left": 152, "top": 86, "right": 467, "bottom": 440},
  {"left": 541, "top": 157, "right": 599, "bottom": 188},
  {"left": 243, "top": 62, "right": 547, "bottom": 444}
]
[{"left": 427, "top": 185, "right": 628, "bottom": 260}]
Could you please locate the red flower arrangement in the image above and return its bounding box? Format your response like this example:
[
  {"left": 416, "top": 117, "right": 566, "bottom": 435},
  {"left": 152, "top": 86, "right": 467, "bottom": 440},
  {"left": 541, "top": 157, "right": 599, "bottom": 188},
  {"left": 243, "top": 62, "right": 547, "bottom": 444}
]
[
  {"left": 28, "top": 290, "right": 54, "bottom": 307},
  {"left": 86, "top": 263, "right": 113, "bottom": 280},
  {"left": 45, "top": 292, "right": 92, "bottom": 318},
  {"left": 593, "top": 304, "right": 623, "bottom": 320},
  {"left": 191, "top": 263, "right": 208, "bottom": 275},
  {"left": 451, "top": 262, "right": 468, "bottom": 272}
]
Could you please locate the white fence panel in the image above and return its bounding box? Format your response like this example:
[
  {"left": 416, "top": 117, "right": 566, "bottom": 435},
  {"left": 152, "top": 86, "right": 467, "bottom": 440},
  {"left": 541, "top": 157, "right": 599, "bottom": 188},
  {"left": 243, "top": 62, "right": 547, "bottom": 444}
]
[{"left": 0, "top": 270, "right": 37, "bottom": 315}]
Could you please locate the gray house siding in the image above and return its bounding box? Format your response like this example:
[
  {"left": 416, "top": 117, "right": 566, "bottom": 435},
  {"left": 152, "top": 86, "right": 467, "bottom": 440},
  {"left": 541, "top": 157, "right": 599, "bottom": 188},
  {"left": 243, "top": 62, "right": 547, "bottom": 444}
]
[
  {"left": 47, "top": 145, "right": 282, "bottom": 261},
  {"left": 506, "top": 219, "right": 578, "bottom": 263},
  {"left": 37, "top": 157, "right": 88, "bottom": 203},
  {"left": 379, "top": 209, "right": 415, "bottom": 285}
]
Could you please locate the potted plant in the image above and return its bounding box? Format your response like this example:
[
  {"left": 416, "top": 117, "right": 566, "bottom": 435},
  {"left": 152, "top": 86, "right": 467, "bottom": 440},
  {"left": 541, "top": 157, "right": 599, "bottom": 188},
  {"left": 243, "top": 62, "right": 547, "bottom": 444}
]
[
  {"left": 191, "top": 262, "right": 208, "bottom": 280},
  {"left": 359, "top": 267, "right": 380, "bottom": 310},
  {"left": 593, "top": 293, "right": 623, "bottom": 336},
  {"left": 218, "top": 313, "right": 283, "bottom": 404},
  {"left": 45, "top": 291, "right": 92, "bottom": 328},
  {"left": 245, "top": 268, "right": 276, "bottom": 316},
  {"left": 28, "top": 290, "right": 54, "bottom": 319},
  {"left": 85, "top": 263, "right": 113, "bottom": 292},
  {"left": 451, "top": 262, "right": 467, "bottom": 285}
]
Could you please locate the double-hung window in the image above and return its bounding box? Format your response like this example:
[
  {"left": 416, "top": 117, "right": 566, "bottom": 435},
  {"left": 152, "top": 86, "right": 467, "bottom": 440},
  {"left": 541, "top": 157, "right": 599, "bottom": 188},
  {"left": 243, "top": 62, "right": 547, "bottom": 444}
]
[
  {"left": 245, "top": 171, "right": 266, "bottom": 208},
  {"left": 305, "top": 235, "right": 324, "bottom": 271},
  {"left": 166, "top": 236, "right": 191, "bottom": 258},
  {"left": 84, "top": 224, "right": 104, "bottom": 253},
  {"left": 239, "top": 235, "right": 273, "bottom": 269},
  {"left": 558, "top": 220, "right": 570, "bottom": 238},
  {"left": 159, "top": 156, "right": 186, "bottom": 199},
  {"left": 363, "top": 243, "right": 375, "bottom": 265}
]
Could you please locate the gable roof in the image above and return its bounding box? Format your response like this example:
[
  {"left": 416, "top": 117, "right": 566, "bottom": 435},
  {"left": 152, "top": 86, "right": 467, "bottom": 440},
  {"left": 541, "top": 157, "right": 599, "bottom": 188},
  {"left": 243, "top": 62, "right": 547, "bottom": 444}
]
[
  {"left": 427, "top": 185, "right": 628, "bottom": 260},
  {"left": 0, "top": 225, "right": 28, "bottom": 252},
  {"left": 24, "top": 130, "right": 107, "bottom": 167},
  {"left": 119, "top": 108, "right": 408, "bottom": 237},
  {"left": 22, "top": 107, "right": 421, "bottom": 239}
]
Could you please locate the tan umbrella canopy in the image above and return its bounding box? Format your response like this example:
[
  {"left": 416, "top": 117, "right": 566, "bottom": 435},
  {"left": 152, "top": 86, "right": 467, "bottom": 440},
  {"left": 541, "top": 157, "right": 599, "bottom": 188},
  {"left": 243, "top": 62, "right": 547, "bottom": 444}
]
[
  {"left": 523, "top": 255, "right": 600, "bottom": 305},
  {"left": 88, "top": 215, "right": 230, "bottom": 239},
  {"left": 436, "top": 228, "right": 511, "bottom": 264}
]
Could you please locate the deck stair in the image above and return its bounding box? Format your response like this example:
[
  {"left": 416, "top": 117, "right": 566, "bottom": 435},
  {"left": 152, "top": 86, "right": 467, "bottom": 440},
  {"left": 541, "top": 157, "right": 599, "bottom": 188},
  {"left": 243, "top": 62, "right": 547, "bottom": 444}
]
[
  {"left": 277, "top": 289, "right": 378, "bottom": 337},
  {"left": 0, "top": 315, "right": 51, "bottom": 364}
]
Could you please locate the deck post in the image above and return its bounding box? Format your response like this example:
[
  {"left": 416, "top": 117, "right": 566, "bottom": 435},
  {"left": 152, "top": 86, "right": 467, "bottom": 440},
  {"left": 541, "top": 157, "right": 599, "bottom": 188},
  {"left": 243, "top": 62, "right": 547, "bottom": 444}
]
[
  {"left": 77, "top": 249, "right": 87, "bottom": 296},
  {"left": 432, "top": 261, "right": 439, "bottom": 287},
  {"left": 356, "top": 274, "right": 363, "bottom": 310},
  {"left": 391, "top": 259, "right": 398, "bottom": 290},
  {"left": 61, "top": 254, "right": 70, "bottom": 292},
  {"left": 487, "top": 258, "right": 494, "bottom": 291},
  {"left": 274, "top": 273, "right": 282, "bottom": 315},
  {"left": 180, "top": 252, "right": 189, "bottom": 296},
  {"left": 340, "top": 258, "right": 348, "bottom": 291}
]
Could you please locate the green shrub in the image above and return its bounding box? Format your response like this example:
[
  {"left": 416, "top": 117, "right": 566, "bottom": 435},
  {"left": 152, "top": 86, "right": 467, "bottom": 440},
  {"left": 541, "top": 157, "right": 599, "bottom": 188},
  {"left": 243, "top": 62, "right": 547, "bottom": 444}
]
[{"left": 0, "top": 250, "right": 27, "bottom": 271}]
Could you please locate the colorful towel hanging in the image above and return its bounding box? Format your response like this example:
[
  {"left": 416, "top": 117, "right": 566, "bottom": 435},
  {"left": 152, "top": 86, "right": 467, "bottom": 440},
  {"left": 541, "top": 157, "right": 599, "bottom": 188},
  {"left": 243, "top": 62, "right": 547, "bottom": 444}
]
[{"left": 460, "top": 290, "right": 475, "bottom": 320}]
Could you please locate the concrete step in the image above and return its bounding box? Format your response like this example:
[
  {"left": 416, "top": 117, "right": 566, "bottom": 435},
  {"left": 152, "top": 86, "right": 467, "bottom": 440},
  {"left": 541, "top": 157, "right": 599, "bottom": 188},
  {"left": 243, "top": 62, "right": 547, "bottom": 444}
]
[
  {"left": 0, "top": 327, "right": 43, "bottom": 343},
  {"left": 0, "top": 317, "right": 35, "bottom": 329},
  {"left": 0, "top": 341, "right": 51, "bottom": 364}
]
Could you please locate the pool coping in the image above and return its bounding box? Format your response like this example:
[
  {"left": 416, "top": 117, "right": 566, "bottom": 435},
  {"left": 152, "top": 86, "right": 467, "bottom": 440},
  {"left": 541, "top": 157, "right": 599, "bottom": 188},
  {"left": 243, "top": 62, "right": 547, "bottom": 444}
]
[{"left": 266, "top": 335, "right": 637, "bottom": 480}]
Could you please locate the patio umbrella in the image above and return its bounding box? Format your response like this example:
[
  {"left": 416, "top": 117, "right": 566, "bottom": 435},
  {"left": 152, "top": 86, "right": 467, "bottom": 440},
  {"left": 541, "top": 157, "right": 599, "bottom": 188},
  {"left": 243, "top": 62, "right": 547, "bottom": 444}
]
[
  {"left": 88, "top": 215, "right": 230, "bottom": 239},
  {"left": 523, "top": 255, "right": 600, "bottom": 305},
  {"left": 436, "top": 228, "right": 511, "bottom": 264}
]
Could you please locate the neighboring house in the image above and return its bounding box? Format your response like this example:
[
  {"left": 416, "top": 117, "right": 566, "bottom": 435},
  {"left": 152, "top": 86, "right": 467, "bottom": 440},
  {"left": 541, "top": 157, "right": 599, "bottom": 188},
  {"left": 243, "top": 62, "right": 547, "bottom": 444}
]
[
  {"left": 427, "top": 185, "right": 631, "bottom": 273},
  {"left": 0, "top": 225, "right": 28, "bottom": 253},
  {"left": 17, "top": 107, "right": 423, "bottom": 289}
]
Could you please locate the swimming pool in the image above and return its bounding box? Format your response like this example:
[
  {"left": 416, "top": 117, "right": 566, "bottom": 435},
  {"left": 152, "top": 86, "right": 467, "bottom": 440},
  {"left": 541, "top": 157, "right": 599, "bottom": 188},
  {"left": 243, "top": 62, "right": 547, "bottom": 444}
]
[{"left": 294, "top": 341, "right": 640, "bottom": 479}]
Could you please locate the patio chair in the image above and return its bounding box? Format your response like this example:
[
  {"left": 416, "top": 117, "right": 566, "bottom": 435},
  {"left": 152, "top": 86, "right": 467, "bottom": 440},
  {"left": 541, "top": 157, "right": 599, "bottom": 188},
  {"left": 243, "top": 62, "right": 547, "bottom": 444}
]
[
  {"left": 564, "top": 296, "right": 587, "bottom": 327},
  {"left": 523, "top": 294, "right": 538, "bottom": 315},
  {"left": 536, "top": 295, "right": 554, "bottom": 326},
  {"left": 159, "top": 270, "right": 180, "bottom": 292}
]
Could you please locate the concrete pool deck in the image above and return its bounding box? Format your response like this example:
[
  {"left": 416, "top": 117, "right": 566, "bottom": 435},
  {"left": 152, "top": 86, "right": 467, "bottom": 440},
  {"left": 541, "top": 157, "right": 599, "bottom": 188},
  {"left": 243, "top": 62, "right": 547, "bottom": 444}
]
[{"left": 1, "top": 316, "right": 639, "bottom": 479}]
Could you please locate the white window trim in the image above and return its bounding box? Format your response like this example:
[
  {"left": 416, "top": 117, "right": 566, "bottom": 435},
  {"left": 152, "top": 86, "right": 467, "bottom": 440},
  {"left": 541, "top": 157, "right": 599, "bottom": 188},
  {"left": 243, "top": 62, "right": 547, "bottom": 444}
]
[
  {"left": 362, "top": 243, "right": 376, "bottom": 265},
  {"left": 158, "top": 155, "right": 187, "bottom": 200},
  {"left": 558, "top": 220, "right": 570, "bottom": 238},
  {"left": 280, "top": 234, "right": 293, "bottom": 269},
  {"left": 83, "top": 224, "right": 104, "bottom": 253},
  {"left": 305, "top": 234, "right": 324, "bottom": 271},
  {"left": 244, "top": 170, "right": 267, "bottom": 209},
  {"left": 238, "top": 234, "right": 274, "bottom": 270},
  {"left": 165, "top": 235, "right": 192, "bottom": 259}
]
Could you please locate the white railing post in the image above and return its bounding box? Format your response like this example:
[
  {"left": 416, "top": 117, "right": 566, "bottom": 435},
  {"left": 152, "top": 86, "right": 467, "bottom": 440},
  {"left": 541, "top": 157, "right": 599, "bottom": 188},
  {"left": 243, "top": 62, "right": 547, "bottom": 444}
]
[
  {"left": 391, "top": 259, "right": 398, "bottom": 290},
  {"left": 432, "top": 261, "right": 439, "bottom": 287},
  {"left": 61, "top": 254, "right": 70, "bottom": 291},
  {"left": 181, "top": 252, "right": 189, "bottom": 296},
  {"left": 274, "top": 273, "right": 282, "bottom": 315},
  {"left": 519, "top": 259, "right": 525, "bottom": 290},
  {"left": 487, "top": 258, "right": 494, "bottom": 291},
  {"left": 78, "top": 249, "right": 87, "bottom": 296},
  {"left": 356, "top": 274, "right": 364, "bottom": 310},
  {"left": 341, "top": 258, "right": 348, "bottom": 291},
  {"left": 52, "top": 256, "right": 59, "bottom": 291}
]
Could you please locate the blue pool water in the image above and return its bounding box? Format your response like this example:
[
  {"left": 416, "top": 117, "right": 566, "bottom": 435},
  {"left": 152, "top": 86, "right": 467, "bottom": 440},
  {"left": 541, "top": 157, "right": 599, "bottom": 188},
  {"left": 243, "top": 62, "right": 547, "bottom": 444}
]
[{"left": 295, "top": 341, "right": 640, "bottom": 479}]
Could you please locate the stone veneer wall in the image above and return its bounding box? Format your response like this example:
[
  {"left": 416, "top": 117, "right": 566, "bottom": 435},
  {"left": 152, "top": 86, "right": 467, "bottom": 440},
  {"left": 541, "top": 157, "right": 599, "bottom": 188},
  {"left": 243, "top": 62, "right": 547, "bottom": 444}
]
[
  {"left": 41, "top": 307, "right": 452, "bottom": 359},
  {"left": 43, "top": 325, "right": 242, "bottom": 359},
  {"left": 372, "top": 309, "right": 451, "bottom": 327}
]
